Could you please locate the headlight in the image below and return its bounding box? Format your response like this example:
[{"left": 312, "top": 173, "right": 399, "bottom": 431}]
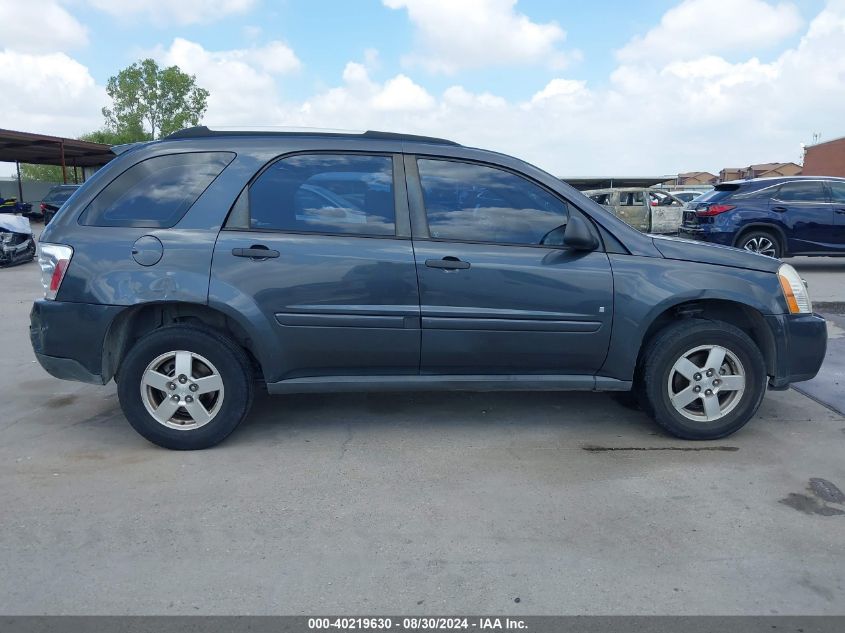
[{"left": 777, "top": 263, "right": 812, "bottom": 314}]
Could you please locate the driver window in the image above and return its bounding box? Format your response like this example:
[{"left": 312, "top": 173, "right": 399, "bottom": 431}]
[{"left": 416, "top": 158, "right": 569, "bottom": 246}]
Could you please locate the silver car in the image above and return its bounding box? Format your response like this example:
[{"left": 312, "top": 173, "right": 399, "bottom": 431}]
[{"left": 584, "top": 187, "right": 685, "bottom": 234}]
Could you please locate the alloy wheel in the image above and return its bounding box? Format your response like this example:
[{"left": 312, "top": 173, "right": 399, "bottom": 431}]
[
  {"left": 667, "top": 344, "right": 746, "bottom": 422},
  {"left": 140, "top": 350, "right": 225, "bottom": 430},
  {"left": 742, "top": 236, "right": 777, "bottom": 257}
]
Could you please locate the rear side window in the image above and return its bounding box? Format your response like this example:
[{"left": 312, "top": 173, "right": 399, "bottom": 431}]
[
  {"left": 248, "top": 154, "right": 395, "bottom": 236},
  {"left": 79, "top": 152, "right": 234, "bottom": 228},
  {"left": 776, "top": 181, "right": 827, "bottom": 203}
]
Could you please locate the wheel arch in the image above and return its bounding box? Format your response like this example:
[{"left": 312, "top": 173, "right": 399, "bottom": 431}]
[
  {"left": 102, "top": 301, "right": 264, "bottom": 384},
  {"left": 733, "top": 222, "right": 788, "bottom": 256},
  {"left": 634, "top": 299, "right": 777, "bottom": 381}
]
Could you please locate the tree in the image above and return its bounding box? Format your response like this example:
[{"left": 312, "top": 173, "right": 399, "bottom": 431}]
[
  {"left": 102, "top": 59, "right": 210, "bottom": 140},
  {"left": 19, "top": 163, "right": 64, "bottom": 182}
]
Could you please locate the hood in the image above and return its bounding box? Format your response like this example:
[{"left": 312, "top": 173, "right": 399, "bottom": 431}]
[{"left": 652, "top": 235, "right": 780, "bottom": 273}]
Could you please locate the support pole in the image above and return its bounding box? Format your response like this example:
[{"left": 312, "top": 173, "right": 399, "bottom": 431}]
[
  {"left": 59, "top": 141, "right": 67, "bottom": 184},
  {"left": 73, "top": 161, "right": 78, "bottom": 184},
  {"left": 16, "top": 161, "right": 23, "bottom": 202}
]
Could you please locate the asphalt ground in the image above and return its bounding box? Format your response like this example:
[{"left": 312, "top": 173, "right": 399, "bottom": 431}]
[{"left": 0, "top": 244, "right": 843, "bottom": 615}]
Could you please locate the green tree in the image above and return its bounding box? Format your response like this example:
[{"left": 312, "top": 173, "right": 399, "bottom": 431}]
[
  {"left": 19, "top": 164, "right": 64, "bottom": 182},
  {"left": 102, "top": 58, "right": 210, "bottom": 140}
]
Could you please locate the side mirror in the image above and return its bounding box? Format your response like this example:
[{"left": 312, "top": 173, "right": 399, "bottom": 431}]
[{"left": 563, "top": 215, "right": 600, "bottom": 251}]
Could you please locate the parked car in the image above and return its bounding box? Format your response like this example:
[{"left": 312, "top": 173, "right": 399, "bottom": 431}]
[
  {"left": 0, "top": 215, "right": 36, "bottom": 267},
  {"left": 584, "top": 187, "right": 684, "bottom": 233},
  {"left": 39, "top": 185, "right": 80, "bottom": 224},
  {"left": 31, "top": 127, "right": 827, "bottom": 449},
  {"left": 667, "top": 190, "right": 706, "bottom": 204},
  {"left": 680, "top": 176, "right": 845, "bottom": 258}
]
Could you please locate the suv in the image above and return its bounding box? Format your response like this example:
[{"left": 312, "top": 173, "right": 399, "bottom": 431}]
[
  {"left": 31, "top": 127, "right": 827, "bottom": 450},
  {"left": 680, "top": 176, "right": 845, "bottom": 258},
  {"left": 40, "top": 185, "right": 80, "bottom": 224}
]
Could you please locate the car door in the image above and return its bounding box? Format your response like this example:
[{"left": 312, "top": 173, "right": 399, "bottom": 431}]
[
  {"left": 771, "top": 180, "right": 835, "bottom": 253},
  {"left": 616, "top": 191, "right": 650, "bottom": 232},
  {"left": 210, "top": 152, "right": 421, "bottom": 382},
  {"left": 406, "top": 155, "right": 613, "bottom": 376},
  {"left": 827, "top": 181, "right": 845, "bottom": 248}
]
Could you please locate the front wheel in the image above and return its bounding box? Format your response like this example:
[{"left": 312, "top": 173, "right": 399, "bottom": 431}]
[
  {"left": 639, "top": 319, "right": 767, "bottom": 440},
  {"left": 117, "top": 326, "right": 254, "bottom": 450}
]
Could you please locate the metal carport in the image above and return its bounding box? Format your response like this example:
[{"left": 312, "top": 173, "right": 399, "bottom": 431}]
[{"left": 0, "top": 128, "right": 114, "bottom": 202}]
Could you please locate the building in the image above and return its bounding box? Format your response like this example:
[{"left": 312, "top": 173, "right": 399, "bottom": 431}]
[
  {"left": 803, "top": 135, "right": 845, "bottom": 177},
  {"left": 743, "top": 162, "right": 802, "bottom": 179},
  {"left": 718, "top": 162, "right": 802, "bottom": 182},
  {"left": 673, "top": 171, "right": 718, "bottom": 186},
  {"left": 719, "top": 168, "right": 743, "bottom": 182}
]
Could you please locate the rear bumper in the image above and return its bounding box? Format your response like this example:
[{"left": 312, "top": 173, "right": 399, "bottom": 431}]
[
  {"left": 679, "top": 227, "right": 735, "bottom": 247},
  {"left": 30, "top": 299, "right": 124, "bottom": 385},
  {"left": 766, "top": 313, "right": 827, "bottom": 388}
]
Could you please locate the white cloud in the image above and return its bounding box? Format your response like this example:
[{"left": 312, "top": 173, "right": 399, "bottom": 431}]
[
  {"left": 156, "top": 38, "right": 300, "bottom": 124},
  {"left": 383, "top": 0, "right": 576, "bottom": 73},
  {"left": 86, "top": 0, "right": 257, "bottom": 25},
  {"left": 617, "top": 0, "right": 803, "bottom": 65},
  {"left": 0, "top": 0, "right": 88, "bottom": 53},
  {"left": 0, "top": 50, "right": 104, "bottom": 135}
]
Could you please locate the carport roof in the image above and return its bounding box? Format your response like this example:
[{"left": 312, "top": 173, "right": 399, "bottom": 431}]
[
  {"left": 563, "top": 176, "right": 670, "bottom": 191},
  {"left": 0, "top": 128, "right": 114, "bottom": 167}
]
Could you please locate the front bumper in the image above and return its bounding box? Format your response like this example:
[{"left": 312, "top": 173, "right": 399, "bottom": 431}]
[
  {"left": 765, "top": 312, "right": 827, "bottom": 388},
  {"left": 30, "top": 300, "right": 125, "bottom": 385}
]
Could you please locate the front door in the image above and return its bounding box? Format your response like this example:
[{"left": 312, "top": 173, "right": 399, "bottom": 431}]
[
  {"left": 210, "top": 152, "right": 420, "bottom": 382},
  {"left": 827, "top": 181, "right": 845, "bottom": 249},
  {"left": 407, "top": 156, "right": 613, "bottom": 375}
]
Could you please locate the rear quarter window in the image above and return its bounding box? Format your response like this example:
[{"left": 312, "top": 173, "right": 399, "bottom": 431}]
[{"left": 79, "top": 152, "right": 234, "bottom": 228}]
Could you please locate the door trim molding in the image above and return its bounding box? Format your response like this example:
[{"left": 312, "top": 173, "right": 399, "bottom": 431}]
[{"left": 266, "top": 374, "right": 631, "bottom": 394}]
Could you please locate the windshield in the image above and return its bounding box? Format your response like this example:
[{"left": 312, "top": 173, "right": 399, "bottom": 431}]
[{"left": 43, "top": 187, "right": 77, "bottom": 203}]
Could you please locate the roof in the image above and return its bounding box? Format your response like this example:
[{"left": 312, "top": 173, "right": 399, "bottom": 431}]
[
  {"left": 0, "top": 128, "right": 114, "bottom": 167},
  {"left": 563, "top": 176, "right": 669, "bottom": 191},
  {"left": 805, "top": 134, "right": 845, "bottom": 148},
  {"left": 716, "top": 175, "right": 845, "bottom": 186},
  {"left": 166, "top": 125, "right": 461, "bottom": 146}
]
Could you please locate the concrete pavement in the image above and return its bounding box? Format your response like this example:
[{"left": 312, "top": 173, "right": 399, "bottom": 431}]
[{"left": 2, "top": 255, "right": 844, "bottom": 615}]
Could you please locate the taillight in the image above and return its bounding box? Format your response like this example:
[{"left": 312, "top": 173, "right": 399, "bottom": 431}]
[
  {"left": 40, "top": 203, "right": 46, "bottom": 212},
  {"left": 38, "top": 243, "right": 73, "bottom": 300},
  {"left": 696, "top": 204, "right": 736, "bottom": 217}
]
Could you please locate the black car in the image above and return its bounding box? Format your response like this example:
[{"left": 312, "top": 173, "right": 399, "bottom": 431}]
[
  {"left": 31, "top": 127, "right": 827, "bottom": 449},
  {"left": 40, "top": 185, "right": 80, "bottom": 224},
  {"left": 680, "top": 176, "right": 845, "bottom": 258}
]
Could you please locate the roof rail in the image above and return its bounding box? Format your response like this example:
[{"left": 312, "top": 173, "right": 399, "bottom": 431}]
[{"left": 165, "top": 125, "right": 460, "bottom": 146}]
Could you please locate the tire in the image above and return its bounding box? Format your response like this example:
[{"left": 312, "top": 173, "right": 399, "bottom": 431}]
[
  {"left": 639, "top": 318, "right": 767, "bottom": 440},
  {"left": 736, "top": 229, "right": 782, "bottom": 258},
  {"left": 117, "top": 325, "right": 254, "bottom": 450}
]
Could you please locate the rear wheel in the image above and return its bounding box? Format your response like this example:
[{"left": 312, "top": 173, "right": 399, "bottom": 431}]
[
  {"left": 640, "top": 319, "right": 767, "bottom": 440},
  {"left": 737, "top": 230, "right": 781, "bottom": 258},
  {"left": 117, "top": 326, "right": 254, "bottom": 450}
]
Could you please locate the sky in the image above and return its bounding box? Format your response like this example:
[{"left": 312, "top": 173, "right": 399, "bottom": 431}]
[{"left": 0, "top": 0, "right": 843, "bottom": 178}]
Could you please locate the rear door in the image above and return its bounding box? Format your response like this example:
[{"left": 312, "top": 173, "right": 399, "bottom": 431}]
[
  {"left": 210, "top": 152, "right": 420, "bottom": 382},
  {"left": 771, "top": 180, "right": 835, "bottom": 253},
  {"left": 406, "top": 155, "right": 613, "bottom": 376}
]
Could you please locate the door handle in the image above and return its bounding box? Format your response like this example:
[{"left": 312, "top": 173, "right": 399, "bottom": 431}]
[
  {"left": 771, "top": 206, "right": 788, "bottom": 212},
  {"left": 232, "top": 245, "right": 280, "bottom": 259},
  {"left": 835, "top": 209, "right": 845, "bottom": 215},
  {"left": 425, "top": 256, "right": 470, "bottom": 270}
]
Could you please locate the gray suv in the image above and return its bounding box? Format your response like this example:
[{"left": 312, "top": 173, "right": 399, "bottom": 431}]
[{"left": 31, "top": 127, "right": 827, "bottom": 449}]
